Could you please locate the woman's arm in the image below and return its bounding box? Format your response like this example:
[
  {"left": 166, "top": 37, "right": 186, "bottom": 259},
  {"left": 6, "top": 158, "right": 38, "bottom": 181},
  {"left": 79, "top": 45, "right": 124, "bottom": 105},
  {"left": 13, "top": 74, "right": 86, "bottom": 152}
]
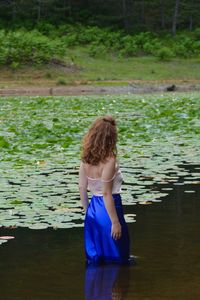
[
  {"left": 102, "top": 157, "right": 121, "bottom": 240},
  {"left": 79, "top": 162, "right": 89, "bottom": 211}
]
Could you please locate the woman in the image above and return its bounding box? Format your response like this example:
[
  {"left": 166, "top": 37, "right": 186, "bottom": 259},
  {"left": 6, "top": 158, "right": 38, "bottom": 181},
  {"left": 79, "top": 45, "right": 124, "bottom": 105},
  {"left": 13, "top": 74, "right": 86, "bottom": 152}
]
[{"left": 79, "top": 115, "right": 130, "bottom": 264}]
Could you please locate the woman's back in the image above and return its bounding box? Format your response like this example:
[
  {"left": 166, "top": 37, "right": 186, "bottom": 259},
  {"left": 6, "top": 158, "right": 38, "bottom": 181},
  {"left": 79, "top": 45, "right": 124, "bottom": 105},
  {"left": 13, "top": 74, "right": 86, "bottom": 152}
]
[
  {"left": 82, "top": 159, "right": 123, "bottom": 196},
  {"left": 83, "top": 162, "right": 105, "bottom": 180}
]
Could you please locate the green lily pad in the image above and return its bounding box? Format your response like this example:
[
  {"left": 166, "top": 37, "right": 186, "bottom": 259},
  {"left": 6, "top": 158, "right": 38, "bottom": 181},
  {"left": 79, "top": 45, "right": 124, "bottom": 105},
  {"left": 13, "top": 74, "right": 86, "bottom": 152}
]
[{"left": 0, "top": 93, "right": 199, "bottom": 228}]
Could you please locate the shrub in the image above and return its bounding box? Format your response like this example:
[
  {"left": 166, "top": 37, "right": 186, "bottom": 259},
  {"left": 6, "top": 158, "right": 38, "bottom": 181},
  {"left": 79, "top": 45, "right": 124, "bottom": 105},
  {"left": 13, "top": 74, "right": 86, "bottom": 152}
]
[
  {"left": 118, "top": 35, "right": 138, "bottom": 57},
  {"left": 35, "top": 22, "right": 56, "bottom": 35},
  {"left": 156, "top": 47, "right": 174, "bottom": 61},
  {"left": 78, "top": 26, "right": 103, "bottom": 44},
  {"left": 143, "top": 40, "right": 161, "bottom": 55},
  {"left": 133, "top": 32, "right": 156, "bottom": 48},
  {"left": 88, "top": 43, "right": 107, "bottom": 57},
  {"left": 193, "top": 28, "right": 200, "bottom": 40},
  {"left": 1, "top": 23, "right": 200, "bottom": 67},
  {"left": 192, "top": 41, "right": 200, "bottom": 55},
  {"left": 119, "top": 43, "right": 138, "bottom": 57},
  {"left": 0, "top": 29, "right": 66, "bottom": 66},
  {"left": 173, "top": 44, "right": 189, "bottom": 58},
  {"left": 56, "top": 78, "right": 67, "bottom": 85},
  {"left": 61, "top": 33, "right": 78, "bottom": 47}
]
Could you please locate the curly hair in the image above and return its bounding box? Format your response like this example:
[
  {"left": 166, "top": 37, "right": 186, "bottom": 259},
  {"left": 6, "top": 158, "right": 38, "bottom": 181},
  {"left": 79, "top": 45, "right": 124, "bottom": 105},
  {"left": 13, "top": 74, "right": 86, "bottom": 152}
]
[{"left": 81, "top": 115, "right": 117, "bottom": 165}]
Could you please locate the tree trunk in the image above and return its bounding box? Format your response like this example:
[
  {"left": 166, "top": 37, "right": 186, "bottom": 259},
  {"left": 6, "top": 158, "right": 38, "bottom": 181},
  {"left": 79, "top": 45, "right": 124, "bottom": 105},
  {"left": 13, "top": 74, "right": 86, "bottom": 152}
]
[
  {"left": 140, "top": 0, "right": 145, "bottom": 25},
  {"left": 65, "top": 0, "right": 72, "bottom": 17},
  {"left": 122, "top": 0, "right": 130, "bottom": 31},
  {"left": 189, "top": 0, "right": 194, "bottom": 31},
  {"left": 63, "top": 0, "right": 72, "bottom": 17},
  {"left": 12, "top": 0, "right": 16, "bottom": 21},
  {"left": 160, "top": 0, "right": 165, "bottom": 29},
  {"left": 82, "top": 0, "right": 89, "bottom": 7},
  {"left": 172, "top": 0, "right": 180, "bottom": 36},
  {"left": 37, "top": 0, "right": 41, "bottom": 22},
  {"left": 189, "top": 16, "right": 193, "bottom": 31}
]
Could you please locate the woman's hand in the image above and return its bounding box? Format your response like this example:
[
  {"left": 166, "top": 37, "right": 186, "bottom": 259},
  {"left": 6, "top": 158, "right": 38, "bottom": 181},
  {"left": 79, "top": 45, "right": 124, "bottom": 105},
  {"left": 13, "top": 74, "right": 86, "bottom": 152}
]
[{"left": 111, "top": 221, "right": 122, "bottom": 240}]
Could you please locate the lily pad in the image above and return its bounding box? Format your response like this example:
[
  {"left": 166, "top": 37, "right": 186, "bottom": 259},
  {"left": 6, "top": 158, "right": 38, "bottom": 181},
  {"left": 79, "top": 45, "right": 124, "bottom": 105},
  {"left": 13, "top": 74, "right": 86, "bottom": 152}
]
[
  {"left": 0, "top": 236, "right": 15, "bottom": 240},
  {"left": 0, "top": 93, "right": 199, "bottom": 228}
]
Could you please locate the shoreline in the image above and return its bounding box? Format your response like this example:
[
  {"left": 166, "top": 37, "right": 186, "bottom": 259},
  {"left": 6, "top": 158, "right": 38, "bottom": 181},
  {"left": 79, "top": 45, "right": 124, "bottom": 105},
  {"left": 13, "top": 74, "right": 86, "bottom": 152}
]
[{"left": 1, "top": 83, "right": 200, "bottom": 97}]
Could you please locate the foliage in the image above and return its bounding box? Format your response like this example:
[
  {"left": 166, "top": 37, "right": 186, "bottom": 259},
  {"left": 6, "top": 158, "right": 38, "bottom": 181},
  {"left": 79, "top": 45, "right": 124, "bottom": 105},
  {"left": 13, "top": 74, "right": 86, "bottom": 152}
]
[
  {"left": 0, "top": 24, "right": 200, "bottom": 67},
  {"left": 156, "top": 47, "right": 175, "bottom": 61},
  {"left": 88, "top": 43, "right": 107, "bottom": 58},
  {"left": 57, "top": 25, "right": 200, "bottom": 59},
  {"left": 61, "top": 26, "right": 200, "bottom": 59},
  {"left": 0, "top": 93, "right": 200, "bottom": 229},
  {"left": 0, "top": 0, "right": 200, "bottom": 34},
  {"left": 0, "top": 29, "right": 66, "bottom": 66},
  {"left": 56, "top": 78, "right": 67, "bottom": 85}
]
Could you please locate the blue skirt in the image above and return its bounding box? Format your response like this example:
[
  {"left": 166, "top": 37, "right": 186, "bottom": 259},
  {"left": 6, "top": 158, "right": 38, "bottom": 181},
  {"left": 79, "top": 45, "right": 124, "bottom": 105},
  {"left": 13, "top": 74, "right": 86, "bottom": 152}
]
[{"left": 84, "top": 194, "right": 130, "bottom": 265}]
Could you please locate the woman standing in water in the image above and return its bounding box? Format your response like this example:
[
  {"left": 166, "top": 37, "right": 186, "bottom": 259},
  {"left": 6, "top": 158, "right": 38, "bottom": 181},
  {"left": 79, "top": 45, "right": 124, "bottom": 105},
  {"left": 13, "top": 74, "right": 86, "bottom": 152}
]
[{"left": 79, "top": 115, "right": 130, "bottom": 264}]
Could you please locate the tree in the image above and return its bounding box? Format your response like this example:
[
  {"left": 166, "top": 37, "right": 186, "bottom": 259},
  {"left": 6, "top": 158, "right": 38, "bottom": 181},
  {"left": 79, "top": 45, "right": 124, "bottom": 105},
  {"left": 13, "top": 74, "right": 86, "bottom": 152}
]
[
  {"left": 37, "top": 0, "right": 42, "bottom": 22},
  {"left": 0, "top": 0, "right": 200, "bottom": 31},
  {"left": 122, "top": 0, "right": 132, "bottom": 31},
  {"left": 172, "top": 0, "right": 180, "bottom": 36},
  {"left": 160, "top": 0, "right": 165, "bottom": 29}
]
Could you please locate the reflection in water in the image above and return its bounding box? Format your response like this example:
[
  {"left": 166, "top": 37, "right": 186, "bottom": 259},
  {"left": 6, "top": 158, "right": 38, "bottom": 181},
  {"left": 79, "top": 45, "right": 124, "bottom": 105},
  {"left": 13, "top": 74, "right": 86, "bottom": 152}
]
[
  {"left": 85, "top": 264, "right": 130, "bottom": 300},
  {"left": 0, "top": 172, "right": 199, "bottom": 300}
]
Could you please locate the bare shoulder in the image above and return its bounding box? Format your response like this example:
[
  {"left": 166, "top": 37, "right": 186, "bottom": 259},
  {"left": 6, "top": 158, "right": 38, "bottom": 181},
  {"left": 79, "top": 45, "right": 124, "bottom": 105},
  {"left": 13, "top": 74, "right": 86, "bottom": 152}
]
[
  {"left": 79, "top": 161, "right": 86, "bottom": 172},
  {"left": 101, "top": 156, "right": 116, "bottom": 181},
  {"left": 104, "top": 156, "right": 116, "bottom": 167},
  {"left": 106, "top": 156, "right": 116, "bottom": 164}
]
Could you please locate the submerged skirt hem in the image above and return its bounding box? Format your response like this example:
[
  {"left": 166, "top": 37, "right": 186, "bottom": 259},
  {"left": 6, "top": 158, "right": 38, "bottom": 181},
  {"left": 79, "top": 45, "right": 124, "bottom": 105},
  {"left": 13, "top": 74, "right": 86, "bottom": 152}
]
[
  {"left": 84, "top": 194, "right": 130, "bottom": 265},
  {"left": 86, "top": 255, "right": 134, "bottom": 266}
]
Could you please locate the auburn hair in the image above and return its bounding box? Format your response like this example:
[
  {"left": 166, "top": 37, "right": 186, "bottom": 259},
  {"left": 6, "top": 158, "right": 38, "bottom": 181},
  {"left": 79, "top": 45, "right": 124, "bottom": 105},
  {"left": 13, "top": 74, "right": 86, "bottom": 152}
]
[{"left": 81, "top": 115, "right": 117, "bottom": 165}]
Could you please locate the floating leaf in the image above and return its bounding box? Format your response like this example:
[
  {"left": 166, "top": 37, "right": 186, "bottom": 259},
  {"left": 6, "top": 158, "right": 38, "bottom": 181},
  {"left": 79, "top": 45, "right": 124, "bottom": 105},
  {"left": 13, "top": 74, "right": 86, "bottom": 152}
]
[
  {"left": 0, "top": 93, "right": 199, "bottom": 228},
  {"left": 139, "top": 201, "right": 152, "bottom": 205},
  {"left": 28, "top": 223, "right": 49, "bottom": 230},
  {"left": 10, "top": 200, "right": 23, "bottom": 205},
  {"left": 0, "top": 240, "right": 7, "bottom": 245},
  {"left": 0, "top": 236, "right": 15, "bottom": 240},
  {"left": 124, "top": 214, "right": 136, "bottom": 223},
  {"left": 0, "top": 136, "right": 10, "bottom": 148},
  {"left": 36, "top": 160, "right": 46, "bottom": 166}
]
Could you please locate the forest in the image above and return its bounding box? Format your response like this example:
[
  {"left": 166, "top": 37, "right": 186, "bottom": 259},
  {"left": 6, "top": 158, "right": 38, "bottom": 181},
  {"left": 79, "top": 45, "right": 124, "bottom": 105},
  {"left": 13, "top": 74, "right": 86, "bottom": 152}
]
[
  {"left": 0, "top": 1, "right": 200, "bottom": 84},
  {"left": 0, "top": 0, "right": 200, "bottom": 34}
]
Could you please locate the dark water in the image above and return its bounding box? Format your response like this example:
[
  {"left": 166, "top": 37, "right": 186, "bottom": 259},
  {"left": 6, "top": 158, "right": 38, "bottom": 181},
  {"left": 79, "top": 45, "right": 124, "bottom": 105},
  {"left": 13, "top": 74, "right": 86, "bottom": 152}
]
[{"left": 0, "top": 182, "right": 200, "bottom": 300}]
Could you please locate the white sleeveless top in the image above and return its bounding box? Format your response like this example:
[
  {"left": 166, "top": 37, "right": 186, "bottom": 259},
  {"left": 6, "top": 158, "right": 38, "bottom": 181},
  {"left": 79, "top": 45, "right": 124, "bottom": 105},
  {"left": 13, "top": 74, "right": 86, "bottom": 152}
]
[{"left": 87, "top": 169, "right": 123, "bottom": 196}]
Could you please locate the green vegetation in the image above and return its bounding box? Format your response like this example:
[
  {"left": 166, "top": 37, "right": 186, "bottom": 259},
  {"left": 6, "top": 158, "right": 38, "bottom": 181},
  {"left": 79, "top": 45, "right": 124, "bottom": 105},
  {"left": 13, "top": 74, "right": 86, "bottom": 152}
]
[
  {"left": 0, "top": 0, "right": 200, "bottom": 34},
  {"left": 0, "top": 93, "right": 199, "bottom": 229},
  {"left": 1, "top": 55, "right": 200, "bottom": 88},
  {"left": 0, "top": 1, "right": 200, "bottom": 87},
  {"left": 56, "top": 78, "right": 68, "bottom": 86},
  {"left": 0, "top": 29, "right": 66, "bottom": 66},
  {"left": 0, "top": 25, "right": 200, "bottom": 87},
  {"left": 1, "top": 26, "right": 200, "bottom": 68},
  {"left": 70, "top": 51, "right": 200, "bottom": 81}
]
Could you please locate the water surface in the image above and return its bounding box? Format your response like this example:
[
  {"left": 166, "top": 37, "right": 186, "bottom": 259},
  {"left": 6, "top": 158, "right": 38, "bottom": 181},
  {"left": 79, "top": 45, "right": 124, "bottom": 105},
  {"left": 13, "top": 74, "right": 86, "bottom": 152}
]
[{"left": 0, "top": 179, "right": 199, "bottom": 300}]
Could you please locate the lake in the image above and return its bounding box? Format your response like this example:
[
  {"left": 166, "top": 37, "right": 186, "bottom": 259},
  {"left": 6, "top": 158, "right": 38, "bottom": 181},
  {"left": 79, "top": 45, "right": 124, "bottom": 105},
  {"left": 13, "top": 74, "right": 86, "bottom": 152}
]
[
  {"left": 0, "top": 93, "right": 199, "bottom": 299},
  {"left": 0, "top": 170, "right": 199, "bottom": 300}
]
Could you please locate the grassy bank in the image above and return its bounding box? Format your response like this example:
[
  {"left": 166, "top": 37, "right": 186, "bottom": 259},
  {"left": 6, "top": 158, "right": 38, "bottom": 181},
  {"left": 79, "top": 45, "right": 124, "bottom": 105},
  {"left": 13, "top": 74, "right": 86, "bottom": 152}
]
[
  {"left": 1, "top": 25, "right": 200, "bottom": 88},
  {"left": 0, "top": 52, "right": 200, "bottom": 88}
]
